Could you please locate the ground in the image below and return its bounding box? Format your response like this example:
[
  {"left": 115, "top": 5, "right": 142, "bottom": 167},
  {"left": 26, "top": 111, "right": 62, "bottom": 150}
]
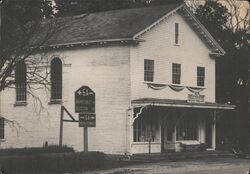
[{"left": 80, "top": 157, "right": 250, "bottom": 174}]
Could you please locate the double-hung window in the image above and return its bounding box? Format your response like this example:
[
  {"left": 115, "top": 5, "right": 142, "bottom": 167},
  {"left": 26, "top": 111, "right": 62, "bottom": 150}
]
[
  {"left": 144, "top": 59, "right": 154, "bottom": 82},
  {"left": 15, "top": 61, "right": 27, "bottom": 102},
  {"left": 197, "top": 67, "right": 205, "bottom": 87},
  {"left": 172, "top": 63, "right": 181, "bottom": 84}
]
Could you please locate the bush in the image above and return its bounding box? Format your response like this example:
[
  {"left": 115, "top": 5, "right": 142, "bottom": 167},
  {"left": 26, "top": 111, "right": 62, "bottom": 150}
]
[
  {"left": 0, "top": 151, "right": 105, "bottom": 174},
  {"left": 0, "top": 145, "right": 74, "bottom": 156}
]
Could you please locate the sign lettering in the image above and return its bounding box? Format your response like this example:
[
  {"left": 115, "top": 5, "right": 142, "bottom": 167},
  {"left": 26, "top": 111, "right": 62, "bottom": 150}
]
[
  {"left": 79, "top": 113, "right": 96, "bottom": 127},
  {"left": 75, "top": 86, "right": 96, "bottom": 128},
  {"left": 187, "top": 94, "right": 205, "bottom": 103},
  {"left": 75, "top": 86, "right": 95, "bottom": 113}
]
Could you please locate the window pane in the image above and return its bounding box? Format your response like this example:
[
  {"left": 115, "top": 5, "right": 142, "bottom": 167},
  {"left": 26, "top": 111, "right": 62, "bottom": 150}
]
[
  {"left": 15, "top": 61, "right": 27, "bottom": 102},
  {"left": 51, "top": 58, "right": 62, "bottom": 100},
  {"left": 176, "top": 120, "right": 197, "bottom": 141},
  {"left": 197, "top": 67, "right": 205, "bottom": 86},
  {"left": 144, "top": 59, "right": 154, "bottom": 82},
  {"left": 175, "top": 23, "right": 179, "bottom": 44},
  {"left": 172, "top": 63, "right": 181, "bottom": 84},
  {"left": 133, "top": 113, "right": 158, "bottom": 142}
]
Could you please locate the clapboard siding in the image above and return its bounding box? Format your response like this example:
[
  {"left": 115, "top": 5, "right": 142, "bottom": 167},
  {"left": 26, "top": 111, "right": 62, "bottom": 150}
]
[
  {"left": 1, "top": 45, "right": 131, "bottom": 154},
  {"left": 131, "top": 13, "right": 215, "bottom": 103}
]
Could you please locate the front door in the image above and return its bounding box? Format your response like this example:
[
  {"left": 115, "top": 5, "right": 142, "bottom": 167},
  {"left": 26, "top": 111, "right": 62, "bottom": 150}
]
[{"left": 161, "top": 123, "right": 174, "bottom": 152}]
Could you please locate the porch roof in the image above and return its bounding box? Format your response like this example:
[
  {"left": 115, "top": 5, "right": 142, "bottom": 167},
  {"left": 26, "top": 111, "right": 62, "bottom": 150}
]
[{"left": 131, "top": 98, "right": 235, "bottom": 110}]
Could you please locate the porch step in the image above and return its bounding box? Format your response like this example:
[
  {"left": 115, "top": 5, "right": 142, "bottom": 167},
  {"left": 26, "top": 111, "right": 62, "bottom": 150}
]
[{"left": 131, "top": 150, "right": 235, "bottom": 162}]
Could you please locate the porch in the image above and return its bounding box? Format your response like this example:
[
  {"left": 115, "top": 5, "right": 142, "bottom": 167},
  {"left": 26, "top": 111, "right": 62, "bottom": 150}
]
[
  {"left": 130, "top": 98, "right": 235, "bottom": 154},
  {"left": 131, "top": 150, "right": 235, "bottom": 162}
]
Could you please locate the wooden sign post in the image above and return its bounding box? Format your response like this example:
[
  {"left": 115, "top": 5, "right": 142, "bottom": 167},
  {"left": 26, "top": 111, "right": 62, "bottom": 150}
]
[{"left": 75, "top": 86, "right": 95, "bottom": 152}]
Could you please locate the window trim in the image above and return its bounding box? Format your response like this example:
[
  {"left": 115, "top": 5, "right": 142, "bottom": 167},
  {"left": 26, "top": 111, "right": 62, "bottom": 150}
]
[
  {"left": 14, "top": 101, "right": 27, "bottom": 107},
  {"left": 50, "top": 58, "right": 63, "bottom": 102},
  {"left": 175, "top": 23, "right": 179, "bottom": 45},
  {"left": 144, "top": 59, "right": 154, "bottom": 82},
  {"left": 197, "top": 66, "right": 205, "bottom": 87},
  {"left": 172, "top": 63, "right": 181, "bottom": 85},
  {"left": 15, "top": 60, "right": 27, "bottom": 103}
]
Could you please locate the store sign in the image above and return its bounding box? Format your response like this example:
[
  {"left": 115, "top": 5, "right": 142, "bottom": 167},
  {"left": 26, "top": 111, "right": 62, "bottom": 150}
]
[
  {"left": 79, "top": 113, "right": 96, "bottom": 127},
  {"left": 75, "top": 86, "right": 95, "bottom": 113},
  {"left": 187, "top": 94, "right": 205, "bottom": 103}
]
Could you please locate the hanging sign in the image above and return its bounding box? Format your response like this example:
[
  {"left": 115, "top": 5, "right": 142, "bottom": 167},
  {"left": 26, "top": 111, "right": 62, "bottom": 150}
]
[
  {"left": 187, "top": 94, "right": 205, "bottom": 103},
  {"left": 75, "top": 86, "right": 95, "bottom": 113}
]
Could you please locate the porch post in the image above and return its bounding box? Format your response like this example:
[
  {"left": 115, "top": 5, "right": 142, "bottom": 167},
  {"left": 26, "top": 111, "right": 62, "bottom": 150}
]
[
  {"left": 125, "top": 107, "right": 132, "bottom": 155},
  {"left": 173, "top": 126, "right": 176, "bottom": 142},
  {"left": 129, "top": 107, "right": 134, "bottom": 155},
  {"left": 212, "top": 111, "right": 216, "bottom": 150}
]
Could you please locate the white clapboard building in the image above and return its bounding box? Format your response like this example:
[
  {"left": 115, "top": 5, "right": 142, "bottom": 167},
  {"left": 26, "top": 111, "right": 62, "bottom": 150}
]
[{"left": 0, "top": 3, "right": 235, "bottom": 154}]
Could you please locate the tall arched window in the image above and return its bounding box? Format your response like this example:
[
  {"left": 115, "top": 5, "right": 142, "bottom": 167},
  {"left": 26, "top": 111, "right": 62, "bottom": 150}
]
[
  {"left": 15, "top": 60, "right": 27, "bottom": 102},
  {"left": 51, "top": 58, "right": 62, "bottom": 100}
]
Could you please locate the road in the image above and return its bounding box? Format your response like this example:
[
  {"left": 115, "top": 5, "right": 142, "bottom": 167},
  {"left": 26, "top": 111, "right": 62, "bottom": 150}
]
[{"left": 81, "top": 158, "right": 250, "bottom": 174}]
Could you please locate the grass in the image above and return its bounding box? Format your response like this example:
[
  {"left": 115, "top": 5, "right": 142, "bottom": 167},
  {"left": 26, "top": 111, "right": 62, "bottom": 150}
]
[{"left": 0, "top": 145, "right": 74, "bottom": 156}]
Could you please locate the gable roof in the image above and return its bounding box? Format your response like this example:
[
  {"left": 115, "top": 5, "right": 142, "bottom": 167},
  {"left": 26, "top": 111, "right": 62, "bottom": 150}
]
[
  {"left": 44, "top": 3, "right": 181, "bottom": 45},
  {"left": 38, "top": 3, "right": 224, "bottom": 55}
]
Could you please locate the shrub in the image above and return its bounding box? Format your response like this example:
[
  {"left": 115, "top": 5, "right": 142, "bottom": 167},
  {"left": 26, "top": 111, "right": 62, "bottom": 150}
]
[
  {"left": 0, "top": 145, "right": 74, "bottom": 156},
  {"left": 0, "top": 151, "right": 105, "bottom": 174}
]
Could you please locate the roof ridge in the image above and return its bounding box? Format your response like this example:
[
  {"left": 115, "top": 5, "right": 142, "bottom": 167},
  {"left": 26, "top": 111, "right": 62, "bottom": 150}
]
[
  {"left": 34, "top": 2, "right": 185, "bottom": 48},
  {"left": 60, "top": 3, "right": 184, "bottom": 19}
]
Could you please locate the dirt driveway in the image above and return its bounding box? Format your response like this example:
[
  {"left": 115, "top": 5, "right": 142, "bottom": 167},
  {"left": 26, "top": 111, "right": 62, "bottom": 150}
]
[{"left": 80, "top": 158, "right": 250, "bottom": 174}]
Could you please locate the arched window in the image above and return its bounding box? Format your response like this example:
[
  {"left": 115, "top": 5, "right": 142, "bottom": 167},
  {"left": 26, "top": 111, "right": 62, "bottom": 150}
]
[
  {"left": 51, "top": 58, "right": 62, "bottom": 100},
  {"left": 15, "top": 60, "right": 27, "bottom": 102}
]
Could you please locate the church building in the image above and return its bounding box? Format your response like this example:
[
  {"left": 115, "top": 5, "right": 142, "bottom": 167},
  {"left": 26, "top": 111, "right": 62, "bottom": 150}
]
[{"left": 0, "top": 3, "right": 235, "bottom": 154}]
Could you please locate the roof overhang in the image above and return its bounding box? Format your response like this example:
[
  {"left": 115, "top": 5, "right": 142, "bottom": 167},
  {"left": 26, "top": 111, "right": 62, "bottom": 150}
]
[
  {"left": 133, "top": 4, "right": 225, "bottom": 57},
  {"left": 30, "top": 38, "right": 141, "bottom": 51},
  {"left": 181, "top": 4, "right": 226, "bottom": 56},
  {"left": 132, "top": 98, "right": 235, "bottom": 110}
]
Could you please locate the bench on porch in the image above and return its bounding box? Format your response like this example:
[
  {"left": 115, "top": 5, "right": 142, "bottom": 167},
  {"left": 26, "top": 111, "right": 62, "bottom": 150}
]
[{"left": 178, "top": 141, "right": 206, "bottom": 152}]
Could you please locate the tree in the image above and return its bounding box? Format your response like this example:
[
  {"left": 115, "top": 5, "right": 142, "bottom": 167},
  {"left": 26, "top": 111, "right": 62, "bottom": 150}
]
[
  {"left": 55, "top": 0, "right": 184, "bottom": 17},
  {"left": 0, "top": 0, "right": 57, "bottom": 92},
  {"left": 0, "top": 0, "right": 68, "bottom": 120},
  {"left": 194, "top": 0, "right": 250, "bottom": 152}
]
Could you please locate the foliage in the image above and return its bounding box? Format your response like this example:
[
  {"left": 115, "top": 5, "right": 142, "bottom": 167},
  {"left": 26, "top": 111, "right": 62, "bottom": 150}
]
[
  {"left": 0, "top": 145, "right": 74, "bottom": 156},
  {"left": 195, "top": 0, "right": 230, "bottom": 40},
  {"left": 0, "top": 0, "right": 55, "bottom": 91},
  {"left": 55, "top": 0, "right": 184, "bottom": 17},
  {"left": 195, "top": 0, "right": 250, "bottom": 152}
]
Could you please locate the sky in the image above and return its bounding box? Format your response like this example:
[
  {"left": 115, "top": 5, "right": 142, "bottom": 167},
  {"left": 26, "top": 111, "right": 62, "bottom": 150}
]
[{"left": 186, "top": 0, "right": 249, "bottom": 30}]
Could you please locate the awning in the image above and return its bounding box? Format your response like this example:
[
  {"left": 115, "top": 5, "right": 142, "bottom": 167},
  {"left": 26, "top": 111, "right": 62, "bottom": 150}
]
[{"left": 131, "top": 98, "right": 235, "bottom": 110}]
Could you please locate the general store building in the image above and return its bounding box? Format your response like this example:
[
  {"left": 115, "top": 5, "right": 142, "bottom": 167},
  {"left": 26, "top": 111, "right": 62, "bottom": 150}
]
[{"left": 0, "top": 3, "right": 234, "bottom": 154}]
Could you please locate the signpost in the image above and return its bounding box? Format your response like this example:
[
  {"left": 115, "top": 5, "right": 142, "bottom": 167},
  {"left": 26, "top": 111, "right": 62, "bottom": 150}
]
[{"left": 75, "top": 86, "right": 96, "bottom": 152}]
